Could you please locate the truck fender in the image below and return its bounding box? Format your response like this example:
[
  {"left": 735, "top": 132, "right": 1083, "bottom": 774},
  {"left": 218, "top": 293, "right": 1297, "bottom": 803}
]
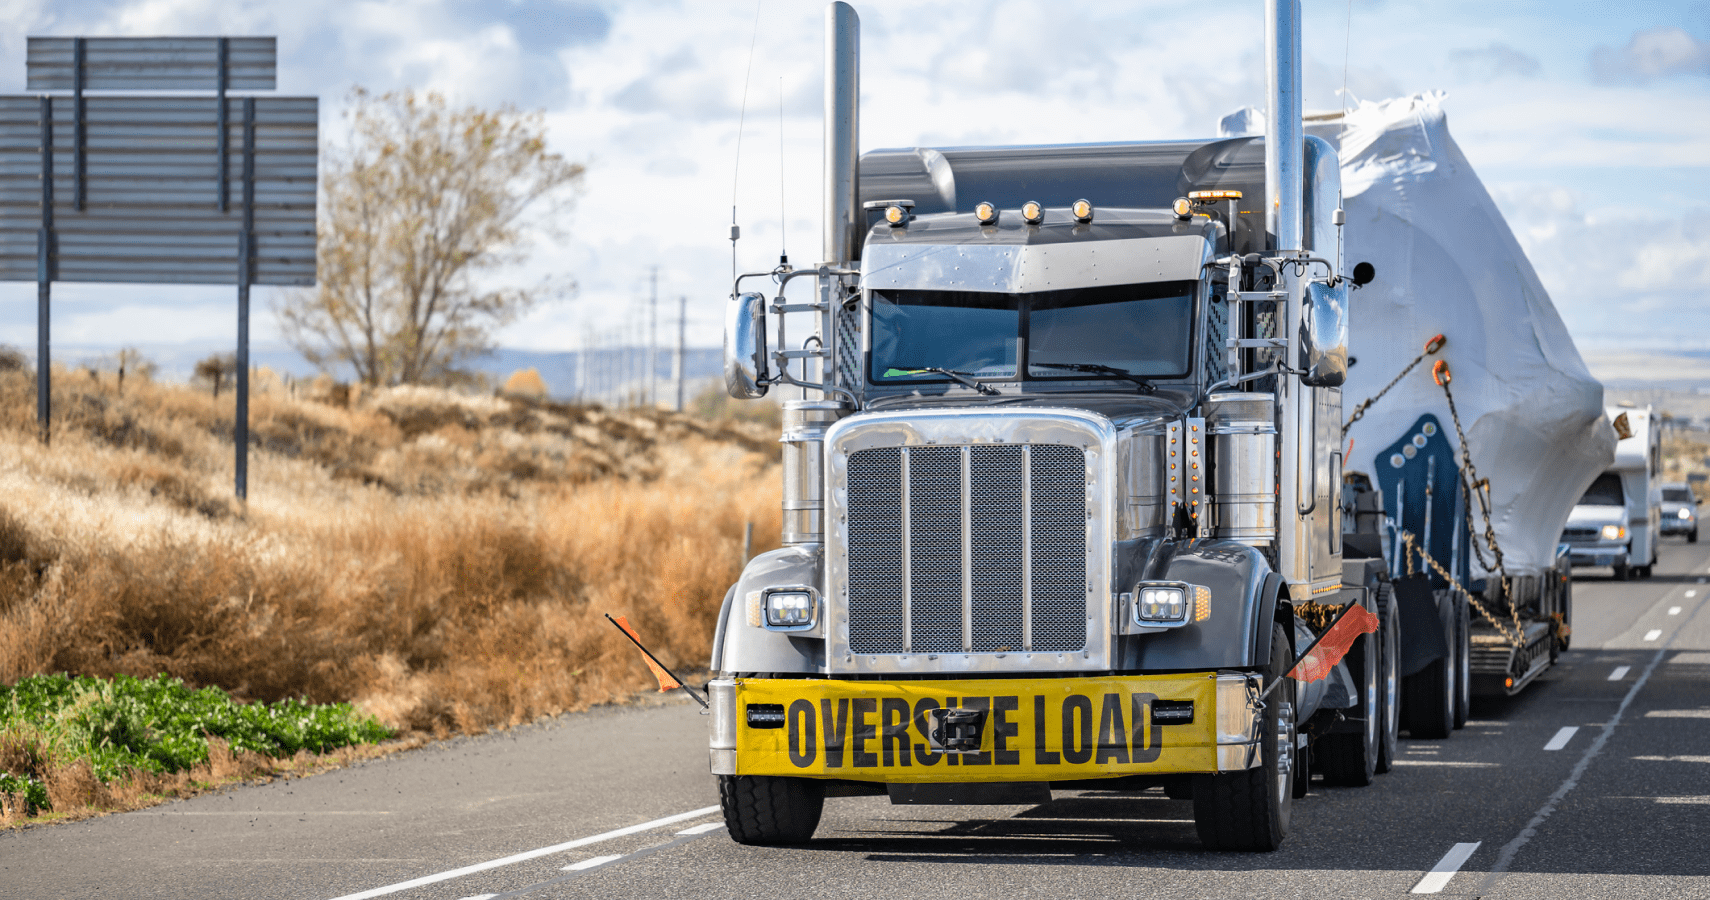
[
  {"left": 709, "top": 584, "right": 736, "bottom": 671},
  {"left": 718, "top": 546, "right": 826, "bottom": 675},
  {"left": 1256, "top": 572, "right": 1286, "bottom": 669},
  {"left": 1121, "top": 540, "right": 1277, "bottom": 672}
]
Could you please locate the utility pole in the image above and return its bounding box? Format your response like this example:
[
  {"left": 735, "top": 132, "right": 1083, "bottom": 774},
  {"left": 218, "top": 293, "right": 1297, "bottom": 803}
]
[
  {"left": 674, "top": 294, "right": 687, "bottom": 412},
  {"left": 648, "top": 266, "right": 658, "bottom": 408}
]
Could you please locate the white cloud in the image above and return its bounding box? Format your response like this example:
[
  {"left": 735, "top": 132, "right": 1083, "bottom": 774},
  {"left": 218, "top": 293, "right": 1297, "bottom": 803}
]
[
  {"left": 1593, "top": 26, "right": 1710, "bottom": 84},
  {"left": 0, "top": 0, "right": 1706, "bottom": 374}
]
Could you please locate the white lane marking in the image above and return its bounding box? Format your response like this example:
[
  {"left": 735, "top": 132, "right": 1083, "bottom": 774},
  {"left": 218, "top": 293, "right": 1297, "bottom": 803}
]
[
  {"left": 1477, "top": 642, "right": 1674, "bottom": 894},
  {"left": 561, "top": 855, "right": 622, "bottom": 872},
  {"left": 1645, "top": 709, "right": 1710, "bottom": 718},
  {"left": 1655, "top": 796, "right": 1710, "bottom": 804},
  {"left": 327, "top": 806, "right": 720, "bottom": 900},
  {"left": 1645, "top": 629, "right": 1663, "bottom": 641},
  {"left": 1543, "top": 726, "right": 1579, "bottom": 751},
  {"left": 458, "top": 895, "right": 496, "bottom": 900},
  {"left": 675, "top": 822, "right": 725, "bottom": 836},
  {"left": 1391, "top": 760, "right": 1497, "bottom": 768},
  {"left": 1609, "top": 666, "right": 1631, "bottom": 681},
  {"left": 1411, "top": 842, "right": 1481, "bottom": 894},
  {"left": 1632, "top": 755, "right": 1710, "bottom": 763},
  {"left": 1670, "top": 607, "right": 1682, "bottom": 615},
  {"left": 1671, "top": 652, "right": 1710, "bottom": 664},
  {"left": 1687, "top": 590, "right": 1698, "bottom": 598}
]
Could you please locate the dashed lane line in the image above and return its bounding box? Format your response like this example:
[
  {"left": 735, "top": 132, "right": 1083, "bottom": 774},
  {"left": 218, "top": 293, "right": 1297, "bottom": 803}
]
[
  {"left": 326, "top": 806, "right": 720, "bottom": 900},
  {"left": 1543, "top": 727, "right": 1579, "bottom": 751},
  {"left": 1411, "top": 842, "right": 1481, "bottom": 894},
  {"left": 1474, "top": 589, "right": 1707, "bottom": 895},
  {"left": 1609, "top": 666, "right": 1631, "bottom": 680},
  {"left": 1644, "top": 629, "right": 1663, "bottom": 641},
  {"left": 1670, "top": 607, "right": 1682, "bottom": 615},
  {"left": 561, "top": 855, "right": 622, "bottom": 872},
  {"left": 490, "top": 828, "right": 724, "bottom": 899}
]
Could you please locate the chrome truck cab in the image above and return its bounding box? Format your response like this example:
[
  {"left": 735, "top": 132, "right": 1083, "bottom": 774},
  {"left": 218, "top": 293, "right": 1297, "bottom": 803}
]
[{"left": 708, "top": 0, "right": 1375, "bottom": 853}]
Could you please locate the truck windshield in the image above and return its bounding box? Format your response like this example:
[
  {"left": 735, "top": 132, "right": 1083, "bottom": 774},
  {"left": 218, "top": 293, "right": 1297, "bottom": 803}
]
[
  {"left": 1663, "top": 487, "right": 1694, "bottom": 502},
  {"left": 1579, "top": 472, "right": 1625, "bottom": 507},
  {"left": 870, "top": 281, "right": 1196, "bottom": 387}
]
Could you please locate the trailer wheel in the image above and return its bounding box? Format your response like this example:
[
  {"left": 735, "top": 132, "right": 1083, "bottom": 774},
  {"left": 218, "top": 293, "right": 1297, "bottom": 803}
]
[
  {"left": 1319, "top": 594, "right": 1381, "bottom": 786},
  {"left": 1402, "top": 598, "right": 1456, "bottom": 740},
  {"left": 1192, "top": 623, "right": 1295, "bottom": 852},
  {"left": 1374, "top": 584, "right": 1401, "bottom": 773},
  {"left": 718, "top": 775, "right": 825, "bottom": 845}
]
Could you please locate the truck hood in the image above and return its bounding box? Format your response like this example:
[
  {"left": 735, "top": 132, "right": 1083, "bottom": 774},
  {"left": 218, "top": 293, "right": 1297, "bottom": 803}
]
[
  {"left": 1566, "top": 504, "right": 1625, "bottom": 527},
  {"left": 863, "top": 390, "right": 1191, "bottom": 427}
]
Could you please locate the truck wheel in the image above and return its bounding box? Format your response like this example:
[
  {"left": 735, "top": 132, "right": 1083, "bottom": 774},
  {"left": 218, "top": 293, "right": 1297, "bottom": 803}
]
[
  {"left": 1374, "top": 587, "right": 1401, "bottom": 774},
  {"left": 718, "top": 775, "right": 825, "bottom": 845},
  {"left": 1612, "top": 564, "right": 1629, "bottom": 581},
  {"left": 1318, "top": 625, "right": 1379, "bottom": 786},
  {"left": 1690, "top": 529, "right": 1698, "bottom": 544},
  {"left": 1454, "top": 595, "right": 1470, "bottom": 730},
  {"left": 1192, "top": 622, "right": 1295, "bottom": 852}
]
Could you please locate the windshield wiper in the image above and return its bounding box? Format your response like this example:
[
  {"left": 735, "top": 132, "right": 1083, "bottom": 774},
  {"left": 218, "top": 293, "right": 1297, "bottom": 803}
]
[
  {"left": 884, "top": 366, "right": 1000, "bottom": 396},
  {"left": 1032, "top": 362, "right": 1157, "bottom": 394}
]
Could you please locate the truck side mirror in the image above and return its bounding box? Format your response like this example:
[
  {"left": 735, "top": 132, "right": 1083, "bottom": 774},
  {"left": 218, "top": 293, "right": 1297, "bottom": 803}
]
[
  {"left": 1299, "top": 279, "right": 1349, "bottom": 388},
  {"left": 724, "top": 291, "right": 770, "bottom": 399}
]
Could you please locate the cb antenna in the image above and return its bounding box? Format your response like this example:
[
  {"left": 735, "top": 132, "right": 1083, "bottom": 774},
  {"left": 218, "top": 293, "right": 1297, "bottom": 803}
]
[
  {"left": 731, "top": 0, "right": 764, "bottom": 281},
  {"left": 778, "top": 75, "right": 789, "bottom": 271}
]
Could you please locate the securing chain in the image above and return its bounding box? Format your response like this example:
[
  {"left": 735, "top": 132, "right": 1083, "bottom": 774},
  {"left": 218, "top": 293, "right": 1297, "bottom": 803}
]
[
  {"left": 1399, "top": 530, "right": 1525, "bottom": 648},
  {"left": 1342, "top": 333, "right": 1446, "bottom": 438},
  {"left": 1433, "top": 360, "right": 1509, "bottom": 581}
]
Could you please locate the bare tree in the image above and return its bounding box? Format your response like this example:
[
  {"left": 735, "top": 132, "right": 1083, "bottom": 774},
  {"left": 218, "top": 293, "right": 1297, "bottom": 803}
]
[{"left": 279, "top": 89, "right": 584, "bottom": 386}]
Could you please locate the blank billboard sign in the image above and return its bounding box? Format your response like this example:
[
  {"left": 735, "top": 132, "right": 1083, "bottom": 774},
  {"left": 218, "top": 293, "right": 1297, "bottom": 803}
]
[{"left": 0, "top": 94, "right": 316, "bottom": 285}]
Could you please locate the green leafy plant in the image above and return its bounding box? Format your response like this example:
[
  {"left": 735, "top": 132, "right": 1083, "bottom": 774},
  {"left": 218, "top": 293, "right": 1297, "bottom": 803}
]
[{"left": 0, "top": 673, "right": 392, "bottom": 812}]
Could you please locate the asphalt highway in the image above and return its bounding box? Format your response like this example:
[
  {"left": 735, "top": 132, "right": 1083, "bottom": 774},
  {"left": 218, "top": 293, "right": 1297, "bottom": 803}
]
[{"left": 5, "top": 542, "right": 1708, "bottom": 900}]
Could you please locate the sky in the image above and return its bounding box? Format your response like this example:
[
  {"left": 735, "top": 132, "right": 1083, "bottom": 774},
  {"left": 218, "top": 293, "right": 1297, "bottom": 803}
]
[{"left": 0, "top": 0, "right": 1706, "bottom": 376}]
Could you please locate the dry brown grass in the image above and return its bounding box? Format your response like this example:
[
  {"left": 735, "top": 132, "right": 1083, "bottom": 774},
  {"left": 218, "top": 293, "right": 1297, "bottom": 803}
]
[{"left": 0, "top": 368, "right": 780, "bottom": 739}]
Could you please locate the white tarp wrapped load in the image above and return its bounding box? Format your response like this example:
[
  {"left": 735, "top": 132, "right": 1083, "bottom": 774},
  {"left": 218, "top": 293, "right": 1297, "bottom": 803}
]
[{"left": 1268, "top": 93, "right": 1614, "bottom": 577}]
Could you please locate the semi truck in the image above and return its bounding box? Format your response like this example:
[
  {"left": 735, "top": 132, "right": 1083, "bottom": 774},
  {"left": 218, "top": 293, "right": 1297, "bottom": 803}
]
[{"left": 705, "top": 1, "right": 1611, "bottom": 851}]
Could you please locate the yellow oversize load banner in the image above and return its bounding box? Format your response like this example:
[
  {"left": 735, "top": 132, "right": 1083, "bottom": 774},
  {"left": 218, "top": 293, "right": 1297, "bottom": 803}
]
[{"left": 733, "top": 674, "right": 1219, "bottom": 782}]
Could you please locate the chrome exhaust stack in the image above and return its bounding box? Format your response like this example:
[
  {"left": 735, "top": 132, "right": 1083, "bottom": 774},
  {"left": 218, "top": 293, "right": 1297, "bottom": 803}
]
[{"left": 777, "top": 1, "right": 860, "bottom": 549}]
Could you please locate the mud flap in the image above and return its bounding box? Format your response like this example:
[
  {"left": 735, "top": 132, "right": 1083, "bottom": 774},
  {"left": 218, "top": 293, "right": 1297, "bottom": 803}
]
[{"left": 1394, "top": 575, "right": 1448, "bottom": 677}]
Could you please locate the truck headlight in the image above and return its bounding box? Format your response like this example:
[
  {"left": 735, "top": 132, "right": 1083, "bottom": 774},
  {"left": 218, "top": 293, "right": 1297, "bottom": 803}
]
[
  {"left": 1601, "top": 524, "right": 1626, "bottom": 541},
  {"left": 763, "top": 590, "right": 817, "bottom": 629},
  {"left": 1680, "top": 508, "right": 1693, "bottom": 520},
  {"left": 1134, "top": 582, "right": 1206, "bottom": 625}
]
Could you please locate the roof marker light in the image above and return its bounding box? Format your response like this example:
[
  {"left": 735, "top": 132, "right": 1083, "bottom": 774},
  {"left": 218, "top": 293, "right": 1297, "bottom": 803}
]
[
  {"left": 1071, "top": 199, "right": 1094, "bottom": 223},
  {"left": 1172, "top": 197, "right": 1193, "bottom": 219},
  {"left": 975, "top": 201, "right": 998, "bottom": 225},
  {"left": 1021, "top": 201, "right": 1044, "bottom": 224},
  {"left": 885, "top": 205, "right": 908, "bottom": 226}
]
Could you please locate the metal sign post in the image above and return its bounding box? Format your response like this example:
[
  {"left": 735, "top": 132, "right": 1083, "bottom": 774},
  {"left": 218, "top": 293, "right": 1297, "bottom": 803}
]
[{"left": 2, "top": 37, "right": 315, "bottom": 497}]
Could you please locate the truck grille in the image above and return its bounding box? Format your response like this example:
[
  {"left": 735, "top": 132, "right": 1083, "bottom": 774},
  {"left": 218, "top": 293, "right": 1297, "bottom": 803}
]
[
  {"left": 844, "top": 444, "right": 1088, "bottom": 655},
  {"left": 1560, "top": 527, "right": 1599, "bottom": 543}
]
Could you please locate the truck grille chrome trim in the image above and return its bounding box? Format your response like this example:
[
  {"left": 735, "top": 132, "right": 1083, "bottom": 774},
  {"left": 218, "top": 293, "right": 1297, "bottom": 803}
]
[
  {"left": 844, "top": 443, "right": 1087, "bottom": 656},
  {"left": 826, "top": 408, "right": 1116, "bottom": 674}
]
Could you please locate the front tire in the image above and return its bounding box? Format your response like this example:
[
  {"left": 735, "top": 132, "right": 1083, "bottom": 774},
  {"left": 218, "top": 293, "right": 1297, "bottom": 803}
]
[
  {"left": 1689, "top": 528, "right": 1698, "bottom": 544},
  {"left": 1193, "top": 622, "right": 1295, "bottom": 851},
  {"left": 718, "top": 775, "right": 825, "bottom": 845}
]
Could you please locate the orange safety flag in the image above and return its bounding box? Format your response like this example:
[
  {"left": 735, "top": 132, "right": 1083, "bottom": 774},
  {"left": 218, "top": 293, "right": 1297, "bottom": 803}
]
[
  {"left": 611, "top": 615, "right": 683, "bottom": 692},
  {"left": 1288, "top": 603, "right": 1380, "bottom": 684}
]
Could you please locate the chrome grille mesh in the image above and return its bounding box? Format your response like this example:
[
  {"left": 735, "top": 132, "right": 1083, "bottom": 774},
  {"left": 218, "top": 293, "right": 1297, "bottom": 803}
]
[{"left": 845, "top": 443, "right": 1087, "bottom": 655}]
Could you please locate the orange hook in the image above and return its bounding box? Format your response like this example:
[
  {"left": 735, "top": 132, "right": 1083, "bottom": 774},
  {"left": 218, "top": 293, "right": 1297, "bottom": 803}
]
[
  {"left": 1425, "top": 334, "right": 1446, "bottom": 355},
  {"left": 1432, "top": 360, "right": 1451, "bottom": 386}
]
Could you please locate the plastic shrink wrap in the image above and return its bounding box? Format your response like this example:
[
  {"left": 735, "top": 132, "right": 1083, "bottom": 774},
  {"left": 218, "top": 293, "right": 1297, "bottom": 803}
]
[{"left": 1227, "top": 93, "right": 1615, "bottom": 577}]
